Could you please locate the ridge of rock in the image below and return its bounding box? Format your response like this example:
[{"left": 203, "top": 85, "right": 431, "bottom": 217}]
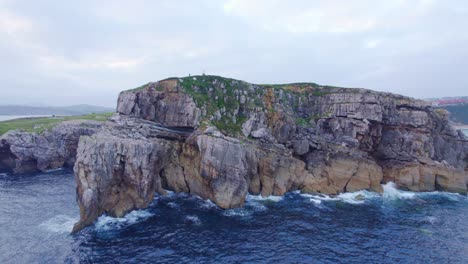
[{"left": 0, "top": 120, "right": 102, "bottom": 174}]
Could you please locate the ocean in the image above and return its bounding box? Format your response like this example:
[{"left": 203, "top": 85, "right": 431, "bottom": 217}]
[
  {"left": 0, "top": 170, "right": 467, "bottom": 263},
  {"left": 0, "top": 115, "right": 51, "bottom": 122}
]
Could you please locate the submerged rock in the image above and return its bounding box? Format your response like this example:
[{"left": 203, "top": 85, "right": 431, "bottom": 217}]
[{"left": 28, "top": 76, "right": 467, "bottom": 232}]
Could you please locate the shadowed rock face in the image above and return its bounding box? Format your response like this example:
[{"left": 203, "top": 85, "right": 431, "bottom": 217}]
[
  {"left": 0, "top": 121, "right": 102, "bottom": 174},
  {"left": 69, "top": 76, "right": 468, "bottom": 232}
]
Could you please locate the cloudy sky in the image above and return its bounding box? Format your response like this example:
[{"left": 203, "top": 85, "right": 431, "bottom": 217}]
[{"left": 0, "top": 0, "right": 467, "bottom": 107}]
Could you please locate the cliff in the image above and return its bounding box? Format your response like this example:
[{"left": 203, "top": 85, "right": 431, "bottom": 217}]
[
  {"left": 71, "top": 75, "right": 468, "bottom": 232},
  {"left": 0, "top": 120, "right": 102, "bottom": 174}
]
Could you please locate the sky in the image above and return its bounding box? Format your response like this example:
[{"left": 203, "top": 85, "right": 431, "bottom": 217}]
[{"left": 0, "top": 0, "right": 467, "bottom": 107}]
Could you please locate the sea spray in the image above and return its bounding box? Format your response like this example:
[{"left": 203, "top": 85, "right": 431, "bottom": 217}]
[
  {"left": 39, "top": 215, "right": 78, "bottom": 233},
  {"left": 94, "top": 209, "right": 154, "bottom": 231},
  {"left": 247, "top": 194, "right": 284, "bottom": 202},
  {"left": 382, "top": 182, "right": 416, "bottom": 200},
  {"left": 299, "top": 190, "right": 378, "bottom": 205}
]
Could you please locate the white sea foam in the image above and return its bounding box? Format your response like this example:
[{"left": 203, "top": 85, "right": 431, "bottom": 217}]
[
  {"left": 167, "top": 202, "right": 179, "bottom": 208},
  {"left": 309, "top": 198, "right": 322, "bottom": 205},
  {"left": 39, "top": 215, "right": 77, "bottom": 233},
  {"left": 199, "top": 199, "right": 217, "bottom": 210},
  {"left": 185, "top": 215, "right": 201, "bottom": 225},
  {"left": 95, "top": 209, "right": 153, "bottom": 231},
  {"left": 300, "top": 190, "right": 378, "bottom": 205},
  {"left": 247, "top": 194, "right": 283, "bottom": 202},
  {"left": 247, "top": 201, "right": 268, "bottom": 211},
  {"left": 337, "top": 190, "right": 380, "bottom": 204},
  {"left": 44, "top": 168, "right": 64, "bottom": 173},
  {"left": 223, "top": 208, "right": 252, "bottom": 217},
  {"left": 418, "top": 191, "right": 465, "bottom": 201},
  {"left": 300, "top": 193, "right": 339, "bottom": 201},
  {"left": 381, "top": 182, "right": 467, "bottom": 202},
  {"left": 382, "top": 182, "right": 416, "bottom": 200}
]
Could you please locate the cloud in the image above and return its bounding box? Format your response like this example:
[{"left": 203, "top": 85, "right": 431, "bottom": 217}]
[
  {"left": 0, "top": 8, "right": 32, "bottom": 35},
  {"left": 364, "top": 39, "right": 381, "bottom": 49},
  {"left": 223, "top": 0, "right": 438, "bottom": 34},
  {"left": 0, "top": 0, "right": 467, "bottom": 107},
  {"left": 38, "top": 55, "right": 145, "bottom": 71}
]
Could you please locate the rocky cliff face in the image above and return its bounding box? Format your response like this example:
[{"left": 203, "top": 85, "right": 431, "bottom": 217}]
[
  {"left": 0, "top": 120, "right": 102, "bottom": 174},
  {"left": 72, "top": 75, "right": 468, "bottom": 232}
]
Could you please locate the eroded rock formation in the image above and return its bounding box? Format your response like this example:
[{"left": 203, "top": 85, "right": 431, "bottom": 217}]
[
  {"left": 71, "top": 75, "right": 468, "bottom": 232},
  {"left": 0, "top": 120, "right": 102, "bottom": 174}
]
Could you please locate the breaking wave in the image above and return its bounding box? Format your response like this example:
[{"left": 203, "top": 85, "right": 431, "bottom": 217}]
[
  {"left": 297, "top": 182, "right": 466, "bottom": 206},
  {"left": 247, "top": 194, "right": 283, "bottom": 202},
  {"left": 300, "top": 190, "right": 379, "bottom": 205},
  {"left": 198, "top": 199, "right": 218, "bottom": 210},
  {"left": 382, "top": 182, "right": 466, "bottom": 202},
  {"left": 382, "top": 182, "right": 417, "bottom": 200},
  {"left": 223, "top": 208, "right": 252, "bottom": 217},
  {"left": 95, "top": 209, "right": 154, "bottom": 231}
]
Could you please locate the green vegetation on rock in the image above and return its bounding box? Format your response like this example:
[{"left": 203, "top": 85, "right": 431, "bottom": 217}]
[
  {"left": 125, "top": 75, "right": 355, "bottom": 136},
  {"left": 176, "top": 75, "right": 334, "bottom": 134},
  {"left": 0, "top": 113, "right": 112, "bottom": 135},
  {"left": 179, "top": 75, "right": 249, "bottom": 135}
]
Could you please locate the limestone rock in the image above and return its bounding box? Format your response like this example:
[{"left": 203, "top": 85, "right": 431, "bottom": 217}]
[
  {"left": 0, "top": 120, "right": 102, "bottom": 174},
  {"left": 72, "top": 131, "right": 174, "bottom": 233},
  {"left": 117, "top": 79, "right": 201, "bottom": 127}
]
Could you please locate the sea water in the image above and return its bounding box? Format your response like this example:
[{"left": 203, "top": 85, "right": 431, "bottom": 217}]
[
  {"left": 462, "top": 129, "right": 468, "bottom": 136},
  {"left": 0, "top": 115, "right": 52, "bottom": 122},
  {"left": 0, "top": 170, "right": 467, "bottom": 263}
]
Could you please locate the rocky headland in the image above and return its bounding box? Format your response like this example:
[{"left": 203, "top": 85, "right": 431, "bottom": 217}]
[
  {"left": 1, "top": 75, "right": 467, "bottom": 233},
  {"left": 0, "top": 120, "right": 102, "bottom": 174}
]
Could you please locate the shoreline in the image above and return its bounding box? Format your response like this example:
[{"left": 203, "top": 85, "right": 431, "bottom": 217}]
[{"left": 0, "top": 115, "right": 54, "bottom": 122}]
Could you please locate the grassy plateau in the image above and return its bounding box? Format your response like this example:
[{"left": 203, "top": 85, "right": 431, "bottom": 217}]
[{"left": 0, "top": 113, "right": 112, "bottom": 136}]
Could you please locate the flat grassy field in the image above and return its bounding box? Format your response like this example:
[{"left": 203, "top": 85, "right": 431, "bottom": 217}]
[{"left": 0, "top": 112, "right": 112, "bottom": 136}]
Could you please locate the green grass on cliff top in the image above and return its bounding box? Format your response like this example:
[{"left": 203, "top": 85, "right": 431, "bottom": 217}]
[
  {"left": 127, "top": 75, "right": 337, "bottom": 91},
  {"left": 125, "top": 75, "right": 339, "bottom": 135},
  {"left": 0, "top": 112, "right": 113, "bottom": 136}
]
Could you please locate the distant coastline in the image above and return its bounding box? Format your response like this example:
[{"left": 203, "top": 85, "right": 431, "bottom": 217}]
[
  {"left": 0, "top": 104, "right": 113, "bottom": 116},
  {"left": 0, "top": 115, "right": 52, "bottom": 122}
]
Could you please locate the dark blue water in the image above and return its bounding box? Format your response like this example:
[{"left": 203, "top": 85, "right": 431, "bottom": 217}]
[{"left": 1, "top": 170, "right": 467, "bottom": 263}]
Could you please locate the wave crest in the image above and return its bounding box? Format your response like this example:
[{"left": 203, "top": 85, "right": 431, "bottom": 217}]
[{"left": 95, "top": 210, "right": 153, "bottom": 231}]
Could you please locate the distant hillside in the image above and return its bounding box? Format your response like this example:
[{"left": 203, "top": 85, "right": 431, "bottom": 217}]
[
  {"left": 0, "top": 104, "right": 114, "bottom": 116},
  {"left": 436, "top": 104, "right": 468, "bottom": 125},
  {"left": 426, "top": 96, "right": 468, "bottom": 106}
]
